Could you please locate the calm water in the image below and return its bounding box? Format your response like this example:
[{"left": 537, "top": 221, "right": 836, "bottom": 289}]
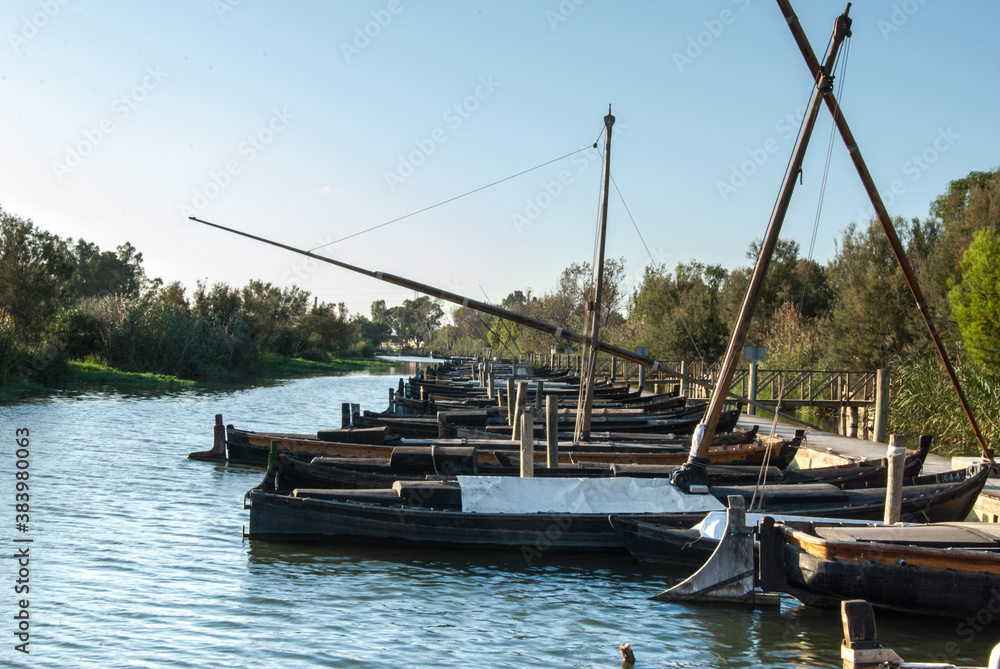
[{"left": 2, "top": 364, "right": 999, "bottom": 668}]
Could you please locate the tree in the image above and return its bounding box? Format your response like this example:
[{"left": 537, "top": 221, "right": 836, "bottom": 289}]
[
  {"left": 823, "top": 220, "right": 921, "bottom": 369},
  {"left": 948, "top": 226, "right": 1000, "bottom": 369},
  {"left": 0, "top": 209, "right": 74, "bottom": 341},
  {"left": 70, "top": 239, "right": 149, "bottom": 299},
  {"left": 629, "top": 261, "right": 729, "bottom": 362}
]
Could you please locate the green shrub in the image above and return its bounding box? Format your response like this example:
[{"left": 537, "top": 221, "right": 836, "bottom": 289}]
[
  {"left": 55, "top": 308, "right": 104, "bottom": 358},
  {"left": 0, "top": 311, "right": 25, "bottom": 386}
]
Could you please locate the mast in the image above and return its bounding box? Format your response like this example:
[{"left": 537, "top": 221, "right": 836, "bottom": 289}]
[
  {"left": 671, "top": 4, "right": 853, "bottom": 491},
  {"left": 775, "top": 0, "right": 994, "bottom": 463},
  {"left": 574, "top": 106, "right": 615, "bottom": 442}
]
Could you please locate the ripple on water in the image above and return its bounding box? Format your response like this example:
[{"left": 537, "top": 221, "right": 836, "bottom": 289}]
[{"left": 10, "top": 374, "right": 1000, "bottom": 668}]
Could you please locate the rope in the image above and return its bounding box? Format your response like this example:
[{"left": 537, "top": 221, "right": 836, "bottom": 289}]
[
  {"left": 308, "top": 145, "right": 595, "bottom": 252},
  {"left": 611, "top": 175, "right": 707, "bottom": 366},
  {"left": 757, "top": 35, "right": 852, "bottom": 502}
]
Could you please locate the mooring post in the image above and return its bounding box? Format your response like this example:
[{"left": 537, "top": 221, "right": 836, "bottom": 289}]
[
  {"left": 840, "top": 600, "right": 902, "bottom": 669},
  {"left": 506, "top": 378, "right": 516, "bottom": 425},
  {"left": 389, "top": 387, "right": 395, "bottom": 413},
  {"left": 512, "top": 380, "right": 529, "bottom": 441},
  {"left": 679, "top": 361, "right": 689, "bottom": 398},
  {"left": 749, "top": 358, "right": 759, "bottom": 416},
  {"left": 520, "top": 408, "right": 535, "bottom": 478},
  {"left": 884, "top": 434, "right": 906, "bottom": 524},
  {"left": 638, "top": 362, "right": 646, "bottom": 393},
  {"left": 487, "top": 367, "right": 494, "bottom": 400},
  {"left": 873, "top": 368, "right": 890, "bottom": 444},
  {"left": 546, "top": 395, "right": 559, "bottom": 469},
  {"left": 848, "top": 406, "right": 859, "bottom": 438},
  {"left": 534, "top": 379, "right": 544, "bottom": 412},
  {"left": 341, "top": 402, "right": 351, "bottom": 429}
]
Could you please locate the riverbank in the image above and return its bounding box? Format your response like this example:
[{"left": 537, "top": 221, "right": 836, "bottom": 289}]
[{"left": 0, "top": 354, "right": 399, "bottom": 401}]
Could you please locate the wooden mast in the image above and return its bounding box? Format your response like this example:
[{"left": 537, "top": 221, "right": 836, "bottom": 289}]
[
  {"left": 671, "top": 4, "right": 853, "bottom": 491},
  {"left": 775, "top": 0, "right": 994, "bottom": 463},
  {"left": 574, "top": 106, "right": 615, "bottom": 442}
]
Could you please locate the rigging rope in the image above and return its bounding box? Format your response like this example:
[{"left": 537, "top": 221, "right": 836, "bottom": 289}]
[
  {"left": 756, "top": 34, "right": 852, "bottom": 505},
  {"left": 611, "top": 175, "right": 708, "bottom": 367},
  {"left": 308, "top": 145, "right": 595, "bottom": 252}
]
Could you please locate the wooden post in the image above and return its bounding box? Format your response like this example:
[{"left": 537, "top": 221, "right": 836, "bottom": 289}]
[
  {"left": 638, "top": 362, "right": 646, "bottom": 393},
  {"left": 610, "top": 358, "right": 617, "bottom": 383},
  {"left": 341, "top": 402, "right": 351, "bottom": 428},
  {"left": 546, "top": 395, "right": 558, "bottom": 469},
  {"left": 520, "top": 408, "right": 535, "bottom": 478},
  {"left": 840, "top": 600, "right": 902, "bottom": 669},
  {"left": 506, "top": 378, "right": 516, "bottom": 425},
  {"left": 512, "top": 380, "right": 529, "bottom": 441},
  {"left": 389, "top": 388, "right": 395, "bottom": 413},
  {"left": 486, "top": 368, "right": 494, "bottom": 399},
  {"left": 680, "top": 361, "right": 689, "bottom": 398},
  {"left": 884, "top": 434, "right": 906, "bottom": 524},
  {"left": 848, "top": 406, "right": 859, "bottom": 438},
  {"left": 534, "top": 380, "right": 544, "bottom": 412},
  {"left": 749, "top": 359, "right": 758, "bottom": 416},
  {"left": 872, "top": 368, "right": 889, "bottom": 444}
]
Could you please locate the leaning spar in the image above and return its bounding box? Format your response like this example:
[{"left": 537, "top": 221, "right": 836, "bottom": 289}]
[{"left": 189, "top": 215, "right": 819, "bottom": 428}]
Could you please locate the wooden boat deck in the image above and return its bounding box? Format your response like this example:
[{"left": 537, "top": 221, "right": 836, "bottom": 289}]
[{"left": 735, "top": 412, "right": 1000, "bottom": 521}]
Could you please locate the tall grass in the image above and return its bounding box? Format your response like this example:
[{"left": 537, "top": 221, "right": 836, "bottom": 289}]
[
  {"left": 890, "top": 351, "right": 1000, "bottom": 456},
  {"left": 89, "top": 295, "right": 259, "bottom": 378}
]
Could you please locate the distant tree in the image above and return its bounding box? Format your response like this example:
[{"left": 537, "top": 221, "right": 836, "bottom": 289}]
[
  {"left": 823, "top": 219, "right": 922, "bottom": 369},
  {"left": 629, "top": 261, "right": 729, "bottom": 362},
  {"left": 69, "top": 239, "right": 149, "bottom": 299},
  {"left": 0, "top": 209, "right": 74, "bottom": 341},
  {"left": 192, "top": 281, "right": 243, "bottom": 326},
  {"left": 948, "top": 226, "right": 1000, "bottom": 369}
]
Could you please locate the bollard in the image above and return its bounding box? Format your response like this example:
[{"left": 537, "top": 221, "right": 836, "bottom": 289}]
[
  {"left": 520, "top": 408, "right": 535, "bottom": 477},
  {"left": 884, "top": 434, "right": 906, "bottom": 524},
  {"left": 506, "top": 378, "right": 516, "bottom": 424},
  {"left": 512, "top": 380, "right": 529, "bottom": 441},
  {"left": 546, "top": 395, "right": 558, "bottom": 469}
]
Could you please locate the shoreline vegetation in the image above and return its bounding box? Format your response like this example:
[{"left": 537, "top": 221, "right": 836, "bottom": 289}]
[
  {"left": 3, "top": 167, "right": 1000, "bottom": 453},
  {"left": 0, "top": 354, "right": 399, "bottom": 401}
]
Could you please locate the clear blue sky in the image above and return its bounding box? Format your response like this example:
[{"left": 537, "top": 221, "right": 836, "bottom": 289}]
[{"left": 3, "top": 0, "right": 997, "bottom": 317}]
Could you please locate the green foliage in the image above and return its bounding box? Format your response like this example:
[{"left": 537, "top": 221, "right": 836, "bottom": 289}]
[
  {"left": 629, "top": 261, "right": 729, "bottom": 362},
  {"left": 890, "top": 351, "right": 1000, "bottom": 456},
  {"left": 823, "top": 219, "right": 922, "bottom": 369},
  {"left": 92, "top": 294, "right": 259, "bottom": 378},
  {"left": 69, "top": 239, "right": 150, "bottom": 299},
  {"left": 54, "top": 308, "right": 104, "bottom": 358},
  {"left": 0, "top": 310, "right": 26, "bottom": 385},
  {"left": 0, "top": 209, "right": 75, "bottom": 341},
  {"left": 948, "top": 226, "right": 1000, "bottom": 368}
]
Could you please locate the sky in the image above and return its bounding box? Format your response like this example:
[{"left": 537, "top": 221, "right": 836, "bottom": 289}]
[{"left": 2, "top": 0, "right": 998, "bottom": 320}]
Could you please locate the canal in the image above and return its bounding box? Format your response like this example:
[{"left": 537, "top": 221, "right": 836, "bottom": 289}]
[{"left": 1, "top": 362, "right": 995, "bottom": 668}]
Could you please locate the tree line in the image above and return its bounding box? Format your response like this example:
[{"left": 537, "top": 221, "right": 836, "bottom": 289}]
[
  {"left": 3, "top": 166, "right": 998, "bottom": 452},
  {"left": 0, "top": 209, "right": 448, "bottom": 383}
]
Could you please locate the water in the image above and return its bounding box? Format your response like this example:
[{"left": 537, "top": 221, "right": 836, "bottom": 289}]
[{"left": 2, "top": 365, "right": 998, "bottom": 668}]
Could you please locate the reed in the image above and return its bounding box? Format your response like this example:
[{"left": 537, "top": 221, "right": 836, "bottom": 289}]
[{"left": 890, "top": 351, "right": 1000, "bottom": 456}]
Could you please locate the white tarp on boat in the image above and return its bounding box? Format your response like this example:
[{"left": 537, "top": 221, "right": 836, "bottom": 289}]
[{"left": 457, "top": 476, "right": 726, "bottom": 514}]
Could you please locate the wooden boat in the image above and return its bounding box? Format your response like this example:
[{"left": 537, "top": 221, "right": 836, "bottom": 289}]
[
  {"left": 244, "top": 464, "right": 988, "bottom": 550},
  {"left": 351, "top": 405, "right": 738, "bottom": 439},
  {"left": 612, "top": 460, "right": 986, "bottom": 568},
  {"left": 224, "top": 423, "right": 795, "bottom": 468},
  {"left": 271, "top": 432, "right": 925, "bottom": 492},
  {"left": 756, "top": 509, "right": 1000, "bottom": 617}
]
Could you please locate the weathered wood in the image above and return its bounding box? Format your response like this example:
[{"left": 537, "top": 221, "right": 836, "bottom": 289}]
[
  {"left": 840, "top": 600, "right": 901, "bottom": 669},
  {"left": 884, "top": 435, "right": 906, "bottom": 524},
  {"left": 341, "top": 402, "right": 351, "bottom": 429},
  {"left": 546, "top": 395, "right": 559, "bottom": 469},
  {"left": 520, "top": 409, "right": 535, "bottom": 478}
]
